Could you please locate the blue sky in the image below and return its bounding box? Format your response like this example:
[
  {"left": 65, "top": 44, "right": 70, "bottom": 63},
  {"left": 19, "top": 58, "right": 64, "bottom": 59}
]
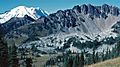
[{"left": 0, "top": 0, "right": 120, "bottom": 13}]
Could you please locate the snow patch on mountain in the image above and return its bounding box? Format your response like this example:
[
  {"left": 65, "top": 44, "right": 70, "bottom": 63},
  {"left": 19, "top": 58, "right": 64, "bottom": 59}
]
[{"left": 0, "top": 6, "right": 48, "bottom": 24}]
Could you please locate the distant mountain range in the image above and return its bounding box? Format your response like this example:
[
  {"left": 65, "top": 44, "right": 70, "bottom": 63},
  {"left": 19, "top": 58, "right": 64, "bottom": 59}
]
[{"left": 1, "top": 4, "right": 120, "bottom": 54}]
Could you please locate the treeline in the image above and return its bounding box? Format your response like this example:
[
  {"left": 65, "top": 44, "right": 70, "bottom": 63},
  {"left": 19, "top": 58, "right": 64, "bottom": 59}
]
[
  {"left": 45, "top": 40, "right": 120, "bottom": 67},
  {"left": 64, "top": 41, "right": 120, "bottom": 66},
  {"left": 62, "top": 36, "right": 119, "bottom": 50}
]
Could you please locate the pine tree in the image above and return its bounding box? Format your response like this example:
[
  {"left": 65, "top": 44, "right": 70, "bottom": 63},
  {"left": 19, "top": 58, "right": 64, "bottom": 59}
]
[
  {"left": 116, "top": 41, "right": 120, "bottom": 56},
  {"left": 8, "top": 42, "right": 19, "bottom": 67},
  {"left": 0, "top": 26, "right": 8, "bottom": 67},
  {"left": 0, "top": 38, "right": 8, "bottom": 67},
  {"left": 25, "top": 58, "right": 32, "bottom": 67},
  {"left": 102, "top": 50, "right": 105, "bottom": 61},
  {"left": 68, "top": 57, "right": 73, "bottom": 67},
  {"left": 111, "top": 46, "right": 117, "bottom": 58},
  {"left": 12, "top": 44, "right": 19, "bottom": 67},
  {"left": 95, "top": 52, "right": 99, "bottom": 63},
  {"left": 80, "top": 52, "right": 84, "bottom": 67},
  {"left": 92, "top": 48, "right": 96, "bottom": 64},
  {"left": 65, "top": 55, "right": 73, "bottom": 67},
  {"left": 108, "top": 49, "right": 111, "bottom": 59},
  {"left": 63, "top": 53, "right": 74, "bottom": 67},
  {"left": 73, "top": 53, "right": 80, "bottom": 67},
  {"left": 105, "top": 47, "right": 109, "bottom": 60},
  {"left": 63, "top": 53, "right": 68, "bottom": 67}
]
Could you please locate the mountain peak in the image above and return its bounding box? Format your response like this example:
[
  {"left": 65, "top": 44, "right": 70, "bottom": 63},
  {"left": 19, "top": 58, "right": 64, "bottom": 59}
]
[
  {"left": 15, "top": 6, "right": 26, "bottom": 9},
  {"left": 0, "top": 6, "right": 48, "bottom": 24}
]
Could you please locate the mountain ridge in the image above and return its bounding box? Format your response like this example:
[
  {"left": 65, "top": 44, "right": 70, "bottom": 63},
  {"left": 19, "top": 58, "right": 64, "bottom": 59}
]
[{"left": 4, "top": 4, "right": 120, "bottom": 53}]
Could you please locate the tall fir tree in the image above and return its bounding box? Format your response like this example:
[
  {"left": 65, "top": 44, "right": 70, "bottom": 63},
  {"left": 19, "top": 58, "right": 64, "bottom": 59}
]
[
  {"left": 0, "top": 26, "right": 8, "bottom": 67},
  {"left": 102, "top": 50, "right": 105, "bottom": 61},
  {"left": 116, "top": 41, "right": 120, "bottom": 56},
  {"left": 8, "top": 41, "right": 19, "bottom": 67},
  {"left": 0, "top": 38, "right": 8, "bottom": 67},
  {"left": 95, "top": 52, "right": 99, "bottom": 63},
  {"left": 92, "top": 48, "right": 96, "bottom": 64},
  {"left": 73, "top": 53, "right": 81, "bottom": 67},
  {"left": 12, "top": 44, "right": 19, "bottom": 67},
  {"left": 80, "top": 52, "right": 84, "bottom": 67},
  {"left": 25, "top": 58, "right": 32, "bottom": 67}
]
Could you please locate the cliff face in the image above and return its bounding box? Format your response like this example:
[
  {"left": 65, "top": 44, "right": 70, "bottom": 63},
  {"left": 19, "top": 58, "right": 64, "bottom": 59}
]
[{"left": 14, "top": 4, "right": 120, "bottom": 36}]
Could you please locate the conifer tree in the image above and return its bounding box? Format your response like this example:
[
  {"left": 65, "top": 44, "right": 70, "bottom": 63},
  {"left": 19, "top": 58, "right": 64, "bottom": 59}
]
[
  {"left": 0, "top": 27, "right": 8, "bottom": 67},
  {"left": 25, "top": 58, "right": 32, "bottom": 67},
  {"left": 12, "top": 44, "right": 19, "bottom": 67},
  {"left": 105, "top": 47, "right": 109, "bottom": 60},
  {"left": 108, "top": 49, "right": 111, "bottom": 59},
  {"left": 0, "top": 38, "right": 8, "bottom": 67},
  {"left": 73, "top": 53, "right": 80, "bottom": 67},
  {"left": 95, "top": 52, "right": 99, "bottom": 63},
  {"left": 80, "top": 52, "right": 84, "bottom": 67},
  {"left": 116, "top": 41, "right": 120, "bottom": 56},
  {"left": 8, "top": 42, "right": 19, "bottom": 67},
  {"left": 92, "top": 48, "right": 96, "bottom": 64},
  {"left": 102, "top": 50, "right": 105, "bottom": 61}
]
